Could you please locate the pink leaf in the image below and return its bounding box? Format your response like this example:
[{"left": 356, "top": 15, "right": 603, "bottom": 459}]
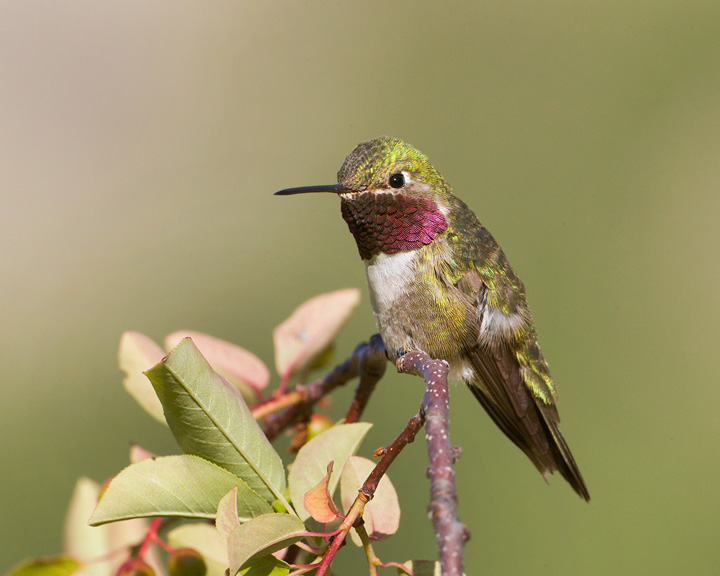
[
  {"left": 129, "top": 444, "right": 157, "bottom": 463},
  {"left": 119, "top": 331, "right": 167, "bottom": 424},
  {"left": 273, "top": 288, "right": 361, "bottom": 378},
  {"left": 340, "top": 456, "right": 400, "bottom": 541}
]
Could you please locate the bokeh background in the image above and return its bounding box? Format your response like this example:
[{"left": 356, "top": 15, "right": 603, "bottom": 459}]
[{"left": 2, "top": 2, "right": 719, "bottom": 574}]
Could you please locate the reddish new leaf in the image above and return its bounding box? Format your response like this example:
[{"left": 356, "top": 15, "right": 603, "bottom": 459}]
[
  {"left": 303, "top": 461, "right": 340, "bottom": 524},
  {"left": 119, "top": 331, "right": 167, "bottom": 424},
  {"left": 273, "top": 288, "right": 360, "bottom": 378}
]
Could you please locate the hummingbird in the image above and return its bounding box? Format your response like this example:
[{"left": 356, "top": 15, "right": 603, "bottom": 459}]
[{"left": 276, "top": 137, "right": 589, "bottom": 500}]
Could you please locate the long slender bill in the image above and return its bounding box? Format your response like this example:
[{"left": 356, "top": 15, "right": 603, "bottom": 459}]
[{"left": 275, "top": 184, "right": 347, "bottom": 196}]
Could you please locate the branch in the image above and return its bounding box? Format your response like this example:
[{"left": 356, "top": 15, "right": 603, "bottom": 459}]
[
  {"left": 314, "top": 411, "right": 425, "bottom": 576},
  {"left": 345, "top": 333, "right": 387, "bottom": 423},
  {"left": 263, "top": 340, "right": 467, "bottom": 574},
  {"left": 262, "top": 336, "right": 387, "bottom": 441},
  {"left": 397, "top": 351, "right": 470, "bottom": 576},
  {"left": 361, "top": 411, "right": 424, "bottom": 496}
]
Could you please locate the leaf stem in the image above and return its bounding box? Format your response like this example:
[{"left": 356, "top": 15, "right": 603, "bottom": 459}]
[
  {"left": 251, "top": 389, "right": 304, "bottom": 420},
  {"left": 137, "top": 517, "right": 163, "bottom": 559}
]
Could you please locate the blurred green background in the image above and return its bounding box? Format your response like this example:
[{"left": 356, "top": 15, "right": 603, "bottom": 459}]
[{"left": 2, "top": 2, "right": 719, "bottom": 574}]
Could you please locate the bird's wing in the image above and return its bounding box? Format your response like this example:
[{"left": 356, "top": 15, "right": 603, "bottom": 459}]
[{"left": 450, "top": 264, "right": 590, "bottom": 499}]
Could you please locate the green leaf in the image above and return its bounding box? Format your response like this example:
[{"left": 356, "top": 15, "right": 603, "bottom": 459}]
[
  {"left": 167, "top": 523, "right": 228, "bottom": 576},
  {"left": 288, "top": 422, "right": 372, "bottom": 522},
  {"left": 228, "top": 514, "right": 305, "bottom": 575},
  {"left": 119, "top": 331, "right": 167, "bottom": 425},
  {"left": 165, "top": 330, "right": 270, "bottom": 402},
  {"left": 89, "top": 455, "right": 271, "bottom": 525},
  {"left": 238, "top": 556, "right": 290, "bottom": 576},
  {"left": 145, "top": 338, "right": 288, "bottom": 507},
  {"left": 273, "top": 288, "right": 360, "bottom": 378},
  {"left": 340, "top": 455, "right": 399, "bottom": 544},
  {"left": 5, "top": 557, "right": 80, "bottom": 576}
]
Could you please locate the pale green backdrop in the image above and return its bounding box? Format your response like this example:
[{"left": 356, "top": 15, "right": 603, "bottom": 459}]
[{"left": 2, "top": 2, "right": 719, "bottom": 574}]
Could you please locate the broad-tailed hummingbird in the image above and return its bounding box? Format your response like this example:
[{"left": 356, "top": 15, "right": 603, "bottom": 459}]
[{"left": 276, "top": 137, "right": 589, "bottom": 500}]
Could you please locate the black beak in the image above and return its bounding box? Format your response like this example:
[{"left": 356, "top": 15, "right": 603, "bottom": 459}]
[{"left": 274, "top": 184, "right": 348, "bottom": 196}]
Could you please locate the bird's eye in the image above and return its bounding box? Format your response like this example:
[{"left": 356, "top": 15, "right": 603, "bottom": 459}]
[{"left": 389, "top": 173, "right": 405, "bottom": 188}]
